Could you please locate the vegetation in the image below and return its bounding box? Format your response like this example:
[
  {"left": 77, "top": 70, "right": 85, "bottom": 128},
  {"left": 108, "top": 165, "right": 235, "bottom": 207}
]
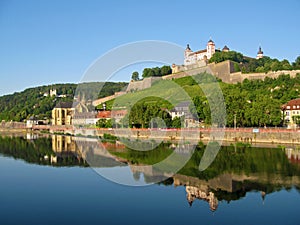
[
  {"left": 131, "top": 71, "right": 140, "bottom": 81},
  {"left": 209, "top": 51, "right": 300, "bottom": 73},
  {"left": 106, "top": 73, "right": 300, "bottom": 128},
  {"left": 129, "top": 99, "right": 172, "bottom": 128},
  {"left": 108, "top": 141, "right": 300, "bottom": 196},
  {"left": 142, "top": 65, "right": 172, "bottom": 78},
  {"left": 0, "top": 136, "right": 88, "bottom": 167},
  {"left": 0, "top": 82, "right": 127, "bottom": 122}
]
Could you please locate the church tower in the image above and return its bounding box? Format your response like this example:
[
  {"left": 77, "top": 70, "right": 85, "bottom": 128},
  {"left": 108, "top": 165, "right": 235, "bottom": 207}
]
[
  {"left": 256, "top": 46, "right": 264, "bottom": 59},
  {"left": 206, "top": 39, "right": 215, "bottom": 59}
]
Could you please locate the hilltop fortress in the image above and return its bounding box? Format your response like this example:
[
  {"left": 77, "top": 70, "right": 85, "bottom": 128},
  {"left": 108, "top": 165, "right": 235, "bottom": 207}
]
[
  {"left": 124, "top": 40, "right": 300, "bottom": 93},
  {"left": 93, "top": 39, "right": 300, "bottom": 106}
]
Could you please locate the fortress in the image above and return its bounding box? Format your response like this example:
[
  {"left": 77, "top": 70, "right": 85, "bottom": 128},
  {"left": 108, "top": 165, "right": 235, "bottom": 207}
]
[
  {"left": 171, "top": 39, "right": 264, "bottom": 75},
  {"left": 93, "top": 39, "right": 300, "bottom": 106},
  {"left": 169, "top": 39, "right": 300, "bottom": 83}
]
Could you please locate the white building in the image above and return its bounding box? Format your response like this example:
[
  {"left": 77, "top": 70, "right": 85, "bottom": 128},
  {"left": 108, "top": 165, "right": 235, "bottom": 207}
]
[
  {"left": 282, "top": 98, "right": 300, "bottom": 128},
  {"left": 184, "top": 39, "right": 216, "bottom": 66},
  {"left": 170, "top": 101, "right": 198, "bottom": 128}
]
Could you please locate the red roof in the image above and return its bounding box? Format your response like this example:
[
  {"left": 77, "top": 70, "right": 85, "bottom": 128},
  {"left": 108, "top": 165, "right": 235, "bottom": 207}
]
[
  {"left": 111, "top": 109, "right": 127, "bottom": 118},
  {"left": 282, "top": 98, "right": 300, "bottom": 110},
  {"left": 97, "top": 111, "right": 112, "bottom": 119}
]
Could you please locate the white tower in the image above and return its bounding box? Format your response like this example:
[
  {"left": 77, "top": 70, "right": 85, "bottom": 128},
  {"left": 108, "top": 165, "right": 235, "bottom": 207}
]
[
  {"left": 256, "top": 46, "right": 264, "bottom": 59},
  {"left": 184, "top": 44, "right": 193, "bottom": 65},
  {"left": 206, "top": 39, "right": 215, "bottom": 59}
]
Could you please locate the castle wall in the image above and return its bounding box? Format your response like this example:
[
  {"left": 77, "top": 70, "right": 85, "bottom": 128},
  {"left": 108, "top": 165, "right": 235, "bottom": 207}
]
[
  {"left": 208, "top": 60, "right": 234, "bottom": 83},
  {"left": 126, "top": 77, "right": 162, "bottom": 92},
  {"left": 171, "top": 60, "right": 300, "bottom": 84}
]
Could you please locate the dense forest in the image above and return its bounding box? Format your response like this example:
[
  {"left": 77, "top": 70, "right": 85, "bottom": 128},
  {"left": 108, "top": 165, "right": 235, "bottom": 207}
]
[{"left": 0, "top": 82, "right": 128, "bottom": 122}]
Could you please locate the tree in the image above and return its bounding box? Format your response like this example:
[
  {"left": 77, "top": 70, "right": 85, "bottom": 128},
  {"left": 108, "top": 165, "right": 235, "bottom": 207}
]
[
  {"left": 142, "top": 68, "right": 154, "bottom": 78},
  {"left": 171, "top": 116, "right": 182, "bottom": 128},
  {"left": 292, "top": 115, "right": 300, "bottom": 126},
  {"left": 131, "top": 71, "right": 139, "bottom": 81},
  {"left": 292, "top": 56, "right": 300, "bottom": 69},
  {"left": 161, "top": 65, "right": 172, "bottom": 76}
]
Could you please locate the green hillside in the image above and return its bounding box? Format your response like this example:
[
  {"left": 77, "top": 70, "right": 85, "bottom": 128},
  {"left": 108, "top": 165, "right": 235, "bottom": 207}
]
[
  {"left": 0, "top": 82, "right": 128, "bottom": 122},
  {"left": 106, "top": 73, "right": 300, "bottom": 128}
]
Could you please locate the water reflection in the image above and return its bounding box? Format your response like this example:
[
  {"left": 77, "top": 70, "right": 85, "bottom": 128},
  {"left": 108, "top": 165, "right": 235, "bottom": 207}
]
[{"left": 0, "top": 134, "right": 300, "bottom": 211}]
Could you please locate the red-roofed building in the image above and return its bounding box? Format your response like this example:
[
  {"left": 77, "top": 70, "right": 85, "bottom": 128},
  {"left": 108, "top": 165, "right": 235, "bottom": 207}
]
[
  {"left": 282, "top": 98, "right": 300, "bottom": 128},
  {"left": 97, "top": 111, "right": 112, "bottom": 119}
]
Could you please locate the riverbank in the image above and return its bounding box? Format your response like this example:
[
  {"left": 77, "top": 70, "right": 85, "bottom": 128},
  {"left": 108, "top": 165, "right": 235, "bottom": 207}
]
[{"left": 1, "top": 126, "right": 300, "bottom": 146}]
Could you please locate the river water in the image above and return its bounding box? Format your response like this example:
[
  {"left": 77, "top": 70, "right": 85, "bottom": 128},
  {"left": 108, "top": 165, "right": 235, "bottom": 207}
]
[{"left": 0, "top": 134, "right": 299, "bottom": 225}]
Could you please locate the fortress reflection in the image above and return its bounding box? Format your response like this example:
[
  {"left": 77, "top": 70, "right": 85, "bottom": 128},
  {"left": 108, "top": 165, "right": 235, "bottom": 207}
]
[{"left": 0, "top": 134, "right": 299, "bottom": 212}]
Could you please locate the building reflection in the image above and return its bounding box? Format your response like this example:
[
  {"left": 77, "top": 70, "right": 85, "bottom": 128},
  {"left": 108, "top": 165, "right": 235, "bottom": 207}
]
[
  {"left": 186, "top": 186, "right": 218, "bottom": 211},
  {"left": 48, "top": 137, "right": 300, "bottom": 211},
  {"left": 285, "top": 147, "right": 300, "bottom": 164},
  {"left": 50, "top": 135, "right": 125, "bottom": 168}
]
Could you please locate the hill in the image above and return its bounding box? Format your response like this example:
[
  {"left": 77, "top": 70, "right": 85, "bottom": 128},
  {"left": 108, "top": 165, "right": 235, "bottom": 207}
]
[
  {"left": 0, "top": 82, "right": 128, "bottom": 122},
  {"left": 106, "top": 73, "right": 300, "bottom": 128}
]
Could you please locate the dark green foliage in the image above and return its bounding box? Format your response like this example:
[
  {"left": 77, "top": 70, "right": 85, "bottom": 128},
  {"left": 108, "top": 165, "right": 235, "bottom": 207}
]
[
  {"left": 142, "top": 65, "right": 172, "bottom": 78},
  {"left": 96, "top": 118, "right": 114, "bottom": 128},
  {"left": 131, "top": 71, "right": 140, "bottom": 81},
  {"left": 189, "top": 74, "right": 300, "bottom": 127},
  {"left": 0, "top": 82, "right": 128, "bottom": 122},
  {"left": 129, "top": 99, "right": 172, "bottom": 128},
  {"left": 209, "top": 50, "right": 299, "bottom": 73},
  {"left": 209, "top": 51, "right": 244, "bottom": 63},
  {"left": 0, "top": 136, "right": 88, "bottom": 167},
  {"left": 103, "top": 133, "right": 118, "bottom": 140},
  {"left": 171, "top": 116, "right": 183, "bottom": 128}
]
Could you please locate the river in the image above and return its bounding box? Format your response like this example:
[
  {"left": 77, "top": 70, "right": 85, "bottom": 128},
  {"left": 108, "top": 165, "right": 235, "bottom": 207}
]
[{"left": 0, "top": 134, "right": 299, "bottom": 225}]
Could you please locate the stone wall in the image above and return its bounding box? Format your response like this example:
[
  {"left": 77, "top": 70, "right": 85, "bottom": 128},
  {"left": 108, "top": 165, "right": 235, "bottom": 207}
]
[
  {"left": 72, "top": 128, "right": 300, "bottom": 145},
  {"left": 170, "top": 60, "right": 300, "bottom": 84},
  {"left": 126, "top": 77, "right": 162, "bottom": 92},
  {"left": 92, "top": 91, "right": 126, "bottom": 106},
  {"left": 231, "top": 69, "right": 300, "bottom": 83}
]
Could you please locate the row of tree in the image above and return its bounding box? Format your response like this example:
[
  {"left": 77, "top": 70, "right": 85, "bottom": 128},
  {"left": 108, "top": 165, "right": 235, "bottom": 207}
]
[
  {"left": 190, "top": 74, "right": 300, "bottom": 127},
  {"left": 131, "top": 65, "right": 172, "bottom": 81}
]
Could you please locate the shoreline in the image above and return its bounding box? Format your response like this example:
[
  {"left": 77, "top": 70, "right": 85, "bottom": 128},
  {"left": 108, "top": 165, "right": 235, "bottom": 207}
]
[{"left": 1, "top": 127, "right": 300, "bottom": 148}]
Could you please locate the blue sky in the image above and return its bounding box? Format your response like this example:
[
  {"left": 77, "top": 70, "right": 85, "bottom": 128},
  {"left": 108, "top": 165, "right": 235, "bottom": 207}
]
[{"left": 0, "top": 0, "right": 299, "bottom": 96}]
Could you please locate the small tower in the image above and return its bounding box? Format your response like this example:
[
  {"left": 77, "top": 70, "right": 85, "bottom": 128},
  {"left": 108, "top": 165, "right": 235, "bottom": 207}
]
[
  {"left": 184, "top": 44, "right": 192, "bottom": 58},
  {"left": 256, "top": 46, "right": 264, "bottom": 59},
  {"left": 222, "top": 45, "right": 230, "bottom": 52},
  {"left": 206, "top": 39, "right": 216, "bottom": 59},
  {"left": 184, "top": 44, "right": 193, "bottom": 65}
]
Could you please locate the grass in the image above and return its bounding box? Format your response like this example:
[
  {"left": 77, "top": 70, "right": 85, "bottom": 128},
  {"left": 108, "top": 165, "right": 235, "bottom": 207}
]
[{"left": 104, "top": 73, "right": 219, "bottom": 110}]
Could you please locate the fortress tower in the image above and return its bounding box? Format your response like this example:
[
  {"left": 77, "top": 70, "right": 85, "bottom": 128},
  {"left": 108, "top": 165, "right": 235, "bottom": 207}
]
[
  {"left": 256, "top": 46, "right": 264, "bottom": 59},
  {"left": 206, "top": 39, "right": 216, "bottom": 59}
]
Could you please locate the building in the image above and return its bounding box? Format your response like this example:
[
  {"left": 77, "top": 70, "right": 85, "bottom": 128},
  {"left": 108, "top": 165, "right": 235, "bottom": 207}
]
[
  {"left": 73, "top": 112, "right": 98, "bottom": 125},
  {"left": 26, "top": 116, "right": 38, "bottom": 128},
  {"left": 256, "top": 46, "right": 264, "bottom": 59},
  {"left": 52, "top": 102, "right": 88, "bottom": 125},
  {"left": 169, "top": 101, "right": 198, "bottom": 128},
  {"left": 111, "top": 109, "right": 128, "bottom": 123},
  {"left": 281, "top": 98, "right": 300, "bottom": 128},
  {"left": 184, "top": 39, "right": 216, "bottom": 66},
  {"left": 96, "top": 109, "right": 128, "bottom": 123}
]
